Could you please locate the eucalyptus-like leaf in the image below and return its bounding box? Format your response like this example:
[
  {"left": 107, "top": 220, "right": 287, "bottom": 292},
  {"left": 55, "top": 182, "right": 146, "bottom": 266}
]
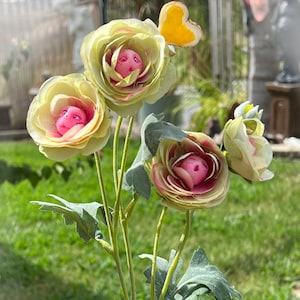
[
  {"left": 175, "top": 287, "right": 215, "bottom": 300},
  {"left": 124, "top": 164, "right": 151, "bottom": 199},
  {"left": 124, "top": 113, "right": 186, "bottom": 198},
  {"left": 176, "top": 248, "right": 242, "bottom": 300},
  {"left": 144, "top": 114, "right": 186, "bottom": 156},
  {"left": 139, "top": 249, "right": 183, "bottom": 299},
  {"left": 31, "top": 194, "right": 110, "bottom": 242}
]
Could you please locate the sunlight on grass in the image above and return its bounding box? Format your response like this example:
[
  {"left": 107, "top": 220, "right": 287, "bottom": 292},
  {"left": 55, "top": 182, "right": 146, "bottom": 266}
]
[{"left": 0, "top": 140, "right": 299, "bottom": 299}]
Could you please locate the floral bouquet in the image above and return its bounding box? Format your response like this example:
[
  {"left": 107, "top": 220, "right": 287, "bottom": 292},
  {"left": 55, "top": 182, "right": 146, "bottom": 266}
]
[{"left": 26, "top": 2, "right": 273, "bottom": 299}]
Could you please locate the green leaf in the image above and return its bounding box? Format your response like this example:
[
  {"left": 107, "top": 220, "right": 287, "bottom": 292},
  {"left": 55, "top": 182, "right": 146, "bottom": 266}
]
[
  {"left": 139, "top": 253, "right": 169, "bottom": 286},
  {"left": 143, "top": 113, "right": 186, "bottom": 156},
  {"left": 175, "top": 287, "right": 215, "bottom": 300},
  {"left": 140, "top": 249, "right": 183, "bottom": 299},
  {"left": 124, "top": 164, "right": 151, "bottom": 199},
  {"left": 31, "top": 194, "right": 110, "bottom": 242},
  {"left": 124, "top": 113, "right": 186, "bottom": 198},
  {"left": 140, "top": 247, "right": 241, "bottom": 300},
  {"left": 176, "top": 248, "right": 242, "bottom": 300}
]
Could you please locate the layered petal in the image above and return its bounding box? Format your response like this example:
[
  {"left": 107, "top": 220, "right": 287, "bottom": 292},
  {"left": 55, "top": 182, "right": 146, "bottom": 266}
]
[
  {"left": 149, "top": 132, "right": 229, "bottom": 211},
  {"left": 80, "top": 18, "right": 176, "bottom": 117},
  {"left": 223, "top": 115, "right": 273, "bottom": 182},
  {"left": 26, "top": 73, "right": 111, "bottom": 161}
]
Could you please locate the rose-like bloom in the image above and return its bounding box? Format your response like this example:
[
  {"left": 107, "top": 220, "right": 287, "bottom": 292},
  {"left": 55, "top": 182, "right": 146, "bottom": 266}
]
[
  {"left": 148, "top": 132, "right": 229, "bottom": 211},
  {"left": 80, "top": 18, "right": 176, "bottom": 117},
  {"left": 223, "top": 116, "right": 273, "bottom": 182},
  {"left": 26, "top": 73, "right": 111, "bottom": 161}
]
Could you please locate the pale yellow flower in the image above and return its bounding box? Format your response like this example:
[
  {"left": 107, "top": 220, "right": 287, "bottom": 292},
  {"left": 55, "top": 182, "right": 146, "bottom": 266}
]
[
  {"left": 80, "top": 18, "right": 176, "bottom": 117},
  {"left": 223, "top": 117, "right": 273, "bottom": 182},
  {"left": 26, "top": 73, "right": 111, "bottom": 161}
]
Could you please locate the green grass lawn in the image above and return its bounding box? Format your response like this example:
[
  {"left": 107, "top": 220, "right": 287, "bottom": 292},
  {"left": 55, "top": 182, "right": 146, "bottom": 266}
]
[{"left": 0, "top": 139, "right": 299, "bottom": 300}]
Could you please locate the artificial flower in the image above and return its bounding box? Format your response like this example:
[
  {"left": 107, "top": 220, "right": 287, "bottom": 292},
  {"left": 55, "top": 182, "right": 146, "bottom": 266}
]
[
  {"left": 149, "top": 132, "right": 229, "bottom": 211},
  {"left": 80, "top": 18, "right": 176, "bottom": 117},
  {"left": 234, "top": 101, "right": 263, "bottom": 120},
  {"left": 26, "top": 73, "right": 111, "bottom": 161},
  {"left": 223, "top": 116, "right": 273, "bottom": 181}
]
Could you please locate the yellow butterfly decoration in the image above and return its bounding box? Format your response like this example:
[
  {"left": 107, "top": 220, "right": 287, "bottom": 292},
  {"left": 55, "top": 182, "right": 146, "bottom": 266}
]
[{"left": 158, "top": 1, "right": 203, "bottom": 47}]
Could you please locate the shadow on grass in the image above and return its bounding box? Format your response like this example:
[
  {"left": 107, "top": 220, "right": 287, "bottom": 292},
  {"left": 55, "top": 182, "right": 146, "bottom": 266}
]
[
  {"left": 0, "top": 159, "right": 75, "bottom": 188},
  {"left": 0, "top": 242, "right": 108, "bottom": 300}
]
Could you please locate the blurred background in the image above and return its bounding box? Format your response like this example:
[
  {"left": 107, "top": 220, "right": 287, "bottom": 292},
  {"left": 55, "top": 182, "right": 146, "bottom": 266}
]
[{"left": 0, "top": 0, "right": 247, "bottom": 130}]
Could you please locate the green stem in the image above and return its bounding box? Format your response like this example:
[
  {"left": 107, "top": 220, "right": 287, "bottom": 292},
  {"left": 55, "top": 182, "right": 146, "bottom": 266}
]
[
  {"left": 121, "top": 213, "right": 137, "bottom": 300},
  {"left": 122, "top": 192, "right": 139, "bottom": 298},
  {"left": 113, "top": 116, "right": 123, "bottom": 191},
  {"left": 124, "top": 193, "right": 139, "bottom": 220},
  {"left": 95, "top": 237, "right": 113, "bottom": 255},
  {"left": 113, "top": 115, "right": 134, "bottom": 232},
  {"left": 118, "top": 194, "right": 139, "bottom": 300},
  {"left": 94, "top": 152, "right": 113, "bottom": 244},
  {"left": 112, "top": 251, "right": 129, "bottom": 300},
  {"left": 151, "top": 206, "right": 168, "bottom": 300},
  {"left": 112, "top": 116, "right": 135, "bottom": 299},
  {"left": 94, "top": 152, "right": 129, "bottom": 300},
  {"left": 159, "top": 210, "right": 192, "bottom": 300}
]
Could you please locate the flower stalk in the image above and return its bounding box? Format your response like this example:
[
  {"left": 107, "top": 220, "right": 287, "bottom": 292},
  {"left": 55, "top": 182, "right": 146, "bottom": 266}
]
[
  {"left": 151, "top": 206, "right": 168, "bottom": 299},
  {"left": 112, "top": 115, "right": 136, "bottom": 299},
  {"left": 113, "top": 116, "right": 123, "bottom": 191},
  {"left": 159, "top": 210, "right": 192, "bottom": 300},
  {"left": 94, "top": 152, "right": 113, "bottom": 244},
  {"left": 94, "top": 151, "right": 129, "bottom": 299}
]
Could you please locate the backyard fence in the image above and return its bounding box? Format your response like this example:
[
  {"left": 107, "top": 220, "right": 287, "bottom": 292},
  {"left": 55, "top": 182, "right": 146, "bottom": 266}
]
[
  {"left": 209, "top": 0, "right": 247, "bottom": 91},
  {"left": 0, "top": 0, "right": 247, "bottom": 130},
  {"left": 0, "top": 0, "right": 74, "bottom": 128}
]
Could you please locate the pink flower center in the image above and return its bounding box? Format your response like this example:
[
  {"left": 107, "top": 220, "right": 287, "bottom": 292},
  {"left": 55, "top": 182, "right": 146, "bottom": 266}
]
[
  {"left": 55, "top": 105, "right": 87, "bottom": 135},
  {"left": 115, "top": 49, "right": 143, "bottom": 78},
  {"left": 180, "top": 154, "right": 209, "bottom": 187}
]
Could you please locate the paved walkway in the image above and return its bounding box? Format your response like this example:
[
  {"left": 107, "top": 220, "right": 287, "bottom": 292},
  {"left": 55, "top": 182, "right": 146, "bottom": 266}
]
[
  {"left": 271, "top": 137, "right": 300, "bottom": 159},
  {"left": 272, "top": 143, "right": 300, "bottom": 159}
]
